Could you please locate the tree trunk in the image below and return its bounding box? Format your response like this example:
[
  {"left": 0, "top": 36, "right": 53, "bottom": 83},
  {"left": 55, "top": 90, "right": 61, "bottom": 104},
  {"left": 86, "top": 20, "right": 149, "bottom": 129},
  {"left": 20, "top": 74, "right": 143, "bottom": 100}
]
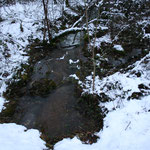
[
  {"left": 84, "top": 0, "right": 101, "bottom": 92},
  {"left": 84, "top": 1, "right": 96, "bottom": 92},
  {"left": 65, "top": 0, "right": 69, "bottom": 7},
  {"left": 42, "top": 0, "right": 51, "bottom": 43},
  {"left": 53, "top": 0, "right": 57, "bottom": 4}
]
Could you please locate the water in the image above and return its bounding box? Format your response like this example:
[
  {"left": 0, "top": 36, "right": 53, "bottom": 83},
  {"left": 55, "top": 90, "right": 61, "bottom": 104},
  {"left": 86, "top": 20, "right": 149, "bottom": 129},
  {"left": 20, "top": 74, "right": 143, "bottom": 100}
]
[{"left": 10, "top": 33, "right": 101, "bottom": 143}]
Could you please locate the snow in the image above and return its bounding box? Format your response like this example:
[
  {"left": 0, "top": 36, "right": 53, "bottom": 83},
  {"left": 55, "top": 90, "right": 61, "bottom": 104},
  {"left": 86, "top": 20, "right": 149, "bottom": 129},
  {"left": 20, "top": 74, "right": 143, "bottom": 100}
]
[
  {"left": 58, "top": 54, "right": 65, "bottom": 60},
  {"left": 65, "top": 7, "right": 78, "bottom": 17},
  {"left": 72, "top": 14, "right": 85, "bottom": 28},
  {"left": 93, "top": 34, "right": 112, "bottom": 48},
  {"left": 54, "top": 27, "right": 82, "bottom": 38},
  {"left": 48, "top": 2, "right": 63, "bottom": 21},
  {"left": 0, "top": 81, "right": 7, "bottom": 112},
  {"left": 113, "top": 44, "right": 124, "bottom": 51},
  {"left": 82, "top": 52, "right": 150, "bottom": 104},
  {"left": 0, "top": 123, "right": 47, "bottom": 150},
  {"left": 69, "top": 74, "right": 79, "bottom": 80},
  {"left": 69, "top": 59, "right": 79, "bottom": 64},
  {"left": 144, "top": 33, "right": 150, "bottom": 38}
]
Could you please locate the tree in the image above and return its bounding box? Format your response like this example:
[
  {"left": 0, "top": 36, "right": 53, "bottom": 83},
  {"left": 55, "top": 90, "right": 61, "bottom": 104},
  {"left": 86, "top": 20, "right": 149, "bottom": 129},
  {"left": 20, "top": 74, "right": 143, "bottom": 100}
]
[
  {"left": 84, "top": 0, "right": 100, "bottom": 92},
  {"left": 42, "top": 0, "right": 52, "bottom": 43}
]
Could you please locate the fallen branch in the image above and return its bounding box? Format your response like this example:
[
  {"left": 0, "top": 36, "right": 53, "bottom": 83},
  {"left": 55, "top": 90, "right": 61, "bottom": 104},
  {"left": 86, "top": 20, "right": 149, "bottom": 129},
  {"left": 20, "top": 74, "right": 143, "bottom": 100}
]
[
  {"left": 72, "top": 14, "right": 85, "bottom": 28},
  {"left": 53, "top": 27, "right": 84, "bottom": 39},
  {"left": 125, "top": 121, "right": 131, "bottom": 131}
]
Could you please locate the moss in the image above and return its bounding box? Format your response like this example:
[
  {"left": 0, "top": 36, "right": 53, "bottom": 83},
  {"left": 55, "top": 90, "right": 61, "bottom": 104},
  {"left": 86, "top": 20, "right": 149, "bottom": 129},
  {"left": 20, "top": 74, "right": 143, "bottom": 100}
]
[
  {"left": 34, "top": 38, "right": 40, "bottom": 43},
  {"left": 21, "top": 63, "right": 30, "bottom": 71},
  {"left": 99, "top": 92, "right": 112, "bottom": 102},
  {"left": 20, "top": 73, "right": 28, "bottom": 81},
  {"left": 73, "top": 92, "right": 108, "bottom": 144},
  {"left": 1, "top": 101, "right": 17, "bottom": 118},
  {"left": 50, "top": 39, "right": 57, "bottom": 47},
  {"left": 29, "top": 79, "right": 56, "bottom": 96},
  {"left": 3, "top": 79, "right": 27, "bottom": 100},
  {"left": 2, "top": 62, "right": 33, "bottom": 121},
  {"left": 112, "top": 48, "right": 126, "bottom": 57},
  {"left": 45, "top": 71, "right": 51, "bottom": 77},
  {"left": 77, "top": 132, "right": 99, "bottom": 144},
  {"left": 128, "top": 92, "right": 143, "bottom": 100},
  {"left": 76, "top": 71, "right": 81, "bottom": 78},
  {"left": 96, "top": 29, "right": 108, "bottom": 38},
  {"left": 83, "top": 34, "right": 89, "bottom": 43},
  {"left": 40, "top": 129, "right": 75, "bottom": 150},
  {"left": 77, "top": 93, "right": 106, "bottom": 129}
]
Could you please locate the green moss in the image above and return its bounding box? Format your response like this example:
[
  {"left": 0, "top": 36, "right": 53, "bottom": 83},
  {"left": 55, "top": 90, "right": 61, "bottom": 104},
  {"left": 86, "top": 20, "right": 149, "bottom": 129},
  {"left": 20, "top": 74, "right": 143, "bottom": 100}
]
[
  {"left": 77, "top": 94, "right": 106, "bottom": 123},
  {"left": 50, "top": 40, "right": 57, "bottom": 47},
  {"left": 77, "top": 132, "right": 99, "bottom": 144},
  {"left": 21, "top": 73, "right": 28, "bottom": 81},
  {"left": 96, "top": 29, "right": 108, "bottom": 38},
  {"left": 45, "top": 71, "right": 51, "bottom": 77},
  {"left": 29, "top": 79, "right": 56, "bottom": 96},
  {"left": 34, "top": 38, "right": 40, "bottom": 43},
  {"left": 3, "top": 79, "right": 27, "bottom": 100},
  {"left": 76, "top": 71, "right": 81, "bottom": 78},
  {"left": 1, "top": 101, "right": 17, "bottom": 118},
  {"left": 83, "top": 34, "right": 89, "bottom": 43},
  {"left": 112, "top": 48, "right": 126, "bottom": 57}
]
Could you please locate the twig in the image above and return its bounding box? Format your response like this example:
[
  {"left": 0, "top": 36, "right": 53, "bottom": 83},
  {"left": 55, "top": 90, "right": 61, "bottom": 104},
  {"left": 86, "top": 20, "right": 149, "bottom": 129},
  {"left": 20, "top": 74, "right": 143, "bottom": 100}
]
[{"left": 125, "top": 121, "right": 131, "bottom": 131}]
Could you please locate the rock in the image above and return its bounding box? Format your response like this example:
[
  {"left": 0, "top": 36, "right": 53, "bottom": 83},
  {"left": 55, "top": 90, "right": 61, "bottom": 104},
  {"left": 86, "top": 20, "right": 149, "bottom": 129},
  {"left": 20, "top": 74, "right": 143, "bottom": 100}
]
[{"left": 128, "top": 92, "right": 143, "bottom": 100}]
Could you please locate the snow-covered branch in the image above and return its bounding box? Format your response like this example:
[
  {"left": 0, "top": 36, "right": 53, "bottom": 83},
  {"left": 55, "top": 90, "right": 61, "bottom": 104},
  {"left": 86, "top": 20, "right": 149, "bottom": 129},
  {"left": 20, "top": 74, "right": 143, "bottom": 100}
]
[{"left": 54, "top": 27, "right": 84, "bottom": 38}]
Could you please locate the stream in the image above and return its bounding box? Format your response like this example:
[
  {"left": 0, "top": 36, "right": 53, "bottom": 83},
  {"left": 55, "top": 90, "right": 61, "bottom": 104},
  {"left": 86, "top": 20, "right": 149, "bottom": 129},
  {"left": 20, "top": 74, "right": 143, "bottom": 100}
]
[
  {"left": 2, "top": 30, "right": 145, "bottom": 146},
  {"left": 5, "top": 32, "right": 102, "bottom": 144}
]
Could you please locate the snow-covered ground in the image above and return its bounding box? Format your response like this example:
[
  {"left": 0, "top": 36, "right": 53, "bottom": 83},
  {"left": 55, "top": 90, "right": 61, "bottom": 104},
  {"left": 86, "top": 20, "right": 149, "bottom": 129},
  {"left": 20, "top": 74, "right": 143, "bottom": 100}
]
[
  {"left": 0, "top": 123, "right": 47, "bottom": 150},
  {"left": 66, "top": 52, "right": 150, "bottom": 150},
  {"left": 0, "top": 2, "right": 45, "bottom": 111}
]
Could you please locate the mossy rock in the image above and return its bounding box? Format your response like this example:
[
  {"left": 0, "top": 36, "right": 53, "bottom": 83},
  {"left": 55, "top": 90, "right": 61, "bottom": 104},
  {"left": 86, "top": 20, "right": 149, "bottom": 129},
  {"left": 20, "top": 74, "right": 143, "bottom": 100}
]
[
  {"left": 77, "top": 132, "right": 99, "bottom": 144},
  {"left": 112, "top": 48, "right": 126, "bottom": 57},
  {"left": 128, "top": 92, "right": 143, "bottom": 100},
  {"left": 29, "top": 78, "right": 56, "bottom": 96},
  {"left": 77, "top": 94, "right": 107, "bottom": 124},
  {"left": 1, "top": 100, "right": 17, "bottom": 118},
  {"left": 3, "top": 63, "right": 33, "bottom": 100}
]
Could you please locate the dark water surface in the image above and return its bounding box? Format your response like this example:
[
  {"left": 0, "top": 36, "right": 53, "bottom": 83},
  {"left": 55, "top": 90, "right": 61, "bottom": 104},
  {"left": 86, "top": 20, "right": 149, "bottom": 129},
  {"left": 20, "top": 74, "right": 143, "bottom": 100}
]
[{"left": 11, "top": 33, "right": 99, "bottom": 142}]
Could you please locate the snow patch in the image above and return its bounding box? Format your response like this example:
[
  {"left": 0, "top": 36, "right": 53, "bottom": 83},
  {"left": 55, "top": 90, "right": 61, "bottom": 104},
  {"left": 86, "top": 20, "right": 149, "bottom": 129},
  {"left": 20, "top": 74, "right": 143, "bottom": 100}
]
[
  {"left": 69, "top": 59, "right": 79, "bottom": 64},
  {"left": 93, "top": 34, "right": 112, "bottom": 49},
  {"left": 0, "top": 123, "right": 47, "bottom": 150},
  {"left": 113, "top": 44, "right": 124, "bottom": 51}
]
